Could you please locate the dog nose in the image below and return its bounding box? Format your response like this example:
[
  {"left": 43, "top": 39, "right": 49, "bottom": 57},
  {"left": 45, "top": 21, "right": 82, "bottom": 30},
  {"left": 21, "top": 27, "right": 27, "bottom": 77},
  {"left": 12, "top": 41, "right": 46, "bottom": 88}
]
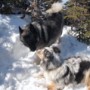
[{"left": 44, "top": 49, "right": 53, "bottom": 58}]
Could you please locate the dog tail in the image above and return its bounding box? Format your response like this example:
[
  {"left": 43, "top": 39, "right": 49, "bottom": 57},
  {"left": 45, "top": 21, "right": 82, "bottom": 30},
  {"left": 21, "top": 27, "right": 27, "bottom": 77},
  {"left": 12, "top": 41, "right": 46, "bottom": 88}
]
[{"left": 46, "top": 2, "right": 63, "bottom": 14}]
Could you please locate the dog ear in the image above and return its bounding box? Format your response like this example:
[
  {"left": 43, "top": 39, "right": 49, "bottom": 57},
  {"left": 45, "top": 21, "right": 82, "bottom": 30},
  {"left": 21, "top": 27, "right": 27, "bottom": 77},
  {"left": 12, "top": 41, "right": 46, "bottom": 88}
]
[
  {"left": 36, "top": 50, "right": 44, "bottom": 60},
  {"left": 19, "top": 26, "right": 23, "bottom": 34}
]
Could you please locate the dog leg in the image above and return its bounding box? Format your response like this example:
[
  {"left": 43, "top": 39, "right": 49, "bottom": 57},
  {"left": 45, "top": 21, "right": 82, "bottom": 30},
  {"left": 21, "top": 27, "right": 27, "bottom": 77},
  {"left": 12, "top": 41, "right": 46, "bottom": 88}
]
[
  {"left": 88, "top": 87, "right": 90, "bottom": 90},
  {"left": 47, "top": 82, "right": 56, "bottom": 90},
  {"left": 84, "top": 71, "right": 90, "bottom": 90}
]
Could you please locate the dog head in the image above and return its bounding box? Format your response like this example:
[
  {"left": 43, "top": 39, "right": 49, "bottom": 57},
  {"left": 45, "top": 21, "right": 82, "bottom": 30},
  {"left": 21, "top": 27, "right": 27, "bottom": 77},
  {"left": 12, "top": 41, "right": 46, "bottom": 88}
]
[
  {"left": 19, "top": 23, "right": 39, "bottom": 51},
  {"left": 40, "top": 45, "right": 61, "bottom": 71}
]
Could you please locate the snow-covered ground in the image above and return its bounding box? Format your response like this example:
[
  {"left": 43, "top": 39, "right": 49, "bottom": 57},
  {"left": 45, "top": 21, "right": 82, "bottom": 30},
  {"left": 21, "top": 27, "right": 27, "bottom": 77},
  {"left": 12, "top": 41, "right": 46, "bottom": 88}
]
[{"left": 0, "top": 15, "right": 90, "bottom": 90}]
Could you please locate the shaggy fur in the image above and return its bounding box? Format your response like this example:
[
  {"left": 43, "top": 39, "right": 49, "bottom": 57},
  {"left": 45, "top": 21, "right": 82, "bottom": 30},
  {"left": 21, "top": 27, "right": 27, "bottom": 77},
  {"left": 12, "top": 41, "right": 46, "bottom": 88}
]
[
  {"left": 19, "top": 2, "right": 63, "bottom": 51},
  {"left": 46, "top": 2, "right": 63, "bottom": 14},
  {"left": 39, "top": 45, "right": 90, "bottom": 90}
]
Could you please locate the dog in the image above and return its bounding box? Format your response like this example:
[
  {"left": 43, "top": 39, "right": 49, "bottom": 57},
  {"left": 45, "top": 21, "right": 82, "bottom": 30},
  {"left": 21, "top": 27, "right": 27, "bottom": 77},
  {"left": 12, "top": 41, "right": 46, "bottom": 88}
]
[
  {"left": 19, "top": 2, "right": 63, "bottom": 51},
  {"left": 39, "top": 45, "right": 90, "bottom": 90}
]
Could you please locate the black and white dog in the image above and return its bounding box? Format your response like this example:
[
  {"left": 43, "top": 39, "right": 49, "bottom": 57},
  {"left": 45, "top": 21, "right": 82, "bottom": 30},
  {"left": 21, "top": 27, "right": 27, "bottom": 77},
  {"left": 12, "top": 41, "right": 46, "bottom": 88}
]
[
  {"left": 19, "top": 2, "right": 63, "bottom": 51},
  {"left": 39, "top": 45, "right": 90, "bottom": 90}
]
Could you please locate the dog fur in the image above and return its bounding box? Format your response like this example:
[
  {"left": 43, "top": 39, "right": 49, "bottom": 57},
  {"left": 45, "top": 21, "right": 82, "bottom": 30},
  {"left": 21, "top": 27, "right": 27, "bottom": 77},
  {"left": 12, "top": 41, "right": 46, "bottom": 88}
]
[
  {"left": 46, "top": 2, "right": 63, "bottom": 14},
  {"left": 19, "top": 2, "right": 63, "bottom": 51},
  {"left": 39, "top": 45, "right": 90, "bottom": 90}
]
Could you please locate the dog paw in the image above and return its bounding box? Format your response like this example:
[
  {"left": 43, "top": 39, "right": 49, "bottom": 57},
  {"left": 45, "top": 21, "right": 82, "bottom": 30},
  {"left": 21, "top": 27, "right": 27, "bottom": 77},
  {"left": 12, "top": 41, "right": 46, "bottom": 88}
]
[{"left": 33, "top": 71, "right": 45, "bottom": 79}]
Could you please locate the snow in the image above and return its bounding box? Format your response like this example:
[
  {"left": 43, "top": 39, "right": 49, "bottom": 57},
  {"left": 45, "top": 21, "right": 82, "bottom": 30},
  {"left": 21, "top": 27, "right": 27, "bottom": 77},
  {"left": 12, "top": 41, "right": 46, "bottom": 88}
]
[
  {"left": 0, "top": 15, "right": 90, "bottom": 90},
  {"left": 60, "top": 26, "right": 90, "bottom": 60}
]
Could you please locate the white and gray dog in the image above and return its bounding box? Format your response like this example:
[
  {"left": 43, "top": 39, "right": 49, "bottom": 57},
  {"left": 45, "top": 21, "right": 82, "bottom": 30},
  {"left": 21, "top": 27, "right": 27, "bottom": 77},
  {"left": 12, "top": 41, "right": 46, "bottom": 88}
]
[{"left": 37, "top": 45, "right": 90, "bottom": 90}]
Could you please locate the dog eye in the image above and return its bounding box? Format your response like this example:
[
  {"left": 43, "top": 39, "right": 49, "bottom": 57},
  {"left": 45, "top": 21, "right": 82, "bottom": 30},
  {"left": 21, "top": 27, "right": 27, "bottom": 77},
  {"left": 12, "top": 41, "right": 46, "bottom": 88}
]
[
  {"left": 44, "top": 49, "right": 50, "bottom": 57},
  {"left": 53, "top": 47, "right": 61, "bottom": 53}
]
